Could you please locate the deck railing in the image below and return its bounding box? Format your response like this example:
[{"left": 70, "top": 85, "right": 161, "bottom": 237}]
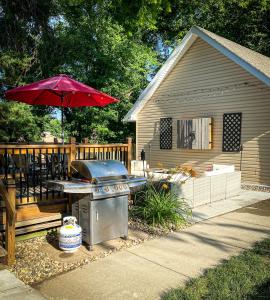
[
  {"left": 0, "top": 144, "right": 69, "bottom": 205},
  {"left": 0, "top": 137, "right": 132, "bottom": 265},
  {"left": 0, "top": 137, "right": 132, "bottom": 205}
]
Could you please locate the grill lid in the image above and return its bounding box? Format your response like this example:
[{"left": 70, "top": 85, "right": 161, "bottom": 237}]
[{"left": 71, "top": 160, "right": 128, "bottom": 182}]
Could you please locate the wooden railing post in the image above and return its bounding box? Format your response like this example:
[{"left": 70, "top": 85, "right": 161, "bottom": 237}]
[
  {"left": 82, "top": 138, "right": 89, "bottom": 144},
  {"left": 127, "top": 137, "right": 132, "bottom": 174},
  {"left": 67, "top": 137, "right": 76, "bottom": 212},
  {"left": 6, "top": 179, "right": 16, "bottom": 265},
  {"left": 0, "top": 179, "right": 16, "bottom": 265},
  {"left": 68, "top": 137, "right": 77, "bottom": 176}
]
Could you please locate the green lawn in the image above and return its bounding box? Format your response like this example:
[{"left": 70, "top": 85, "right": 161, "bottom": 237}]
[{"left": 163, "top": 238, "right": 270, "bottom": 300}]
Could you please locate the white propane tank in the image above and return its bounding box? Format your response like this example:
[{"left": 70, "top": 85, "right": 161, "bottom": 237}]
[{"left": 59, "top": 216, "right": 82, "bottom": 252}]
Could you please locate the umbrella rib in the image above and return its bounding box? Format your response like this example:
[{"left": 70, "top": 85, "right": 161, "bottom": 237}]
[
  {"left": 50, "top": 90, "right": 62, "bottom": 97},
  {"left": 31, "top": 89, "right": 62, "bottom": 106},
  {"left": 30, "top": 89, "right": 47, "bottom": 105}
]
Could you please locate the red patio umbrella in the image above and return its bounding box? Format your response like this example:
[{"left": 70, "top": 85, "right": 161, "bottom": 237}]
[{"left": 5, "top": 74, "right": 119, "bottom": 143}]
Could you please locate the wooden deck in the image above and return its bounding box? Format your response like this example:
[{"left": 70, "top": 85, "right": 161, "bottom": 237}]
[
  {"left": 0, "top": 195, "right": 67, "bottom": 235},
  {"left": 0, "top": 137, "right": 133, "bottom": 265}
]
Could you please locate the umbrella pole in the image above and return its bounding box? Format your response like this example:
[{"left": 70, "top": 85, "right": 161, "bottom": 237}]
[{"left": 61, "top": 95, "right": 64, "bottom": 144}]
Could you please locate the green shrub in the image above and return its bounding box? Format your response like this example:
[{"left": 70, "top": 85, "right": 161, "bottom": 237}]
[{"left": 132, "top": 182, "right": 191, "bottom": 228}]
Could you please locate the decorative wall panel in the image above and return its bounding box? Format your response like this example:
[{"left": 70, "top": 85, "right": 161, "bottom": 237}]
[
  {"left": 222, "top": 113, "right": 242, "bottom": 152},
  {"left": 160, "top": 118, "right": 172, "bottom": 149}
]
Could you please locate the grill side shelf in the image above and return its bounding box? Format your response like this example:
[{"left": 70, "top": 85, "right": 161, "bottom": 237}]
[
  {"left": 46, "top": 180, "right": 94, "bottom": 193},
  {"left": 46, "top": 180, "right": 131, "bottom": 197}
]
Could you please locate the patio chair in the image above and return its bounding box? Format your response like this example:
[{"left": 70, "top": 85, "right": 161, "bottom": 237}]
[
  {"left": 11, "top": 154, "right": 30, "bottom": 195},
  {"left": 47, "top": 153, "right": 68, "bottom": 179},
  {"left": 0, "top": 154, "right": 5, "bottom": 175}
]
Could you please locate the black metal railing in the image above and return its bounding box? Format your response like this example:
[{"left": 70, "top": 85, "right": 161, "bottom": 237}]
[
  {"left": 0, "top": 146, "right": 69, "bottom": 204},
  {"left": 0, "top": 141, "right": 131, "bottom": 205}
]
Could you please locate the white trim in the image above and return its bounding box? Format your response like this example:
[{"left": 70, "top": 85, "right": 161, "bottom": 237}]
[{"left": 123, "top": 26, "right": 270, "bottom": 123}]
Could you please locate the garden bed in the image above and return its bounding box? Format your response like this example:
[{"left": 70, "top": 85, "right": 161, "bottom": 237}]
[
  {"left": 148, "top": 169, "right": 241, "bottom": 208},
  {"left": 172, "top": 171, "right": 241, "bottom": 207}
]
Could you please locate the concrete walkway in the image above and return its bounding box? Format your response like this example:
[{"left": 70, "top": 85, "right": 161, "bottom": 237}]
[
  {"left": 36, "top": 191, "right": 270, "bottom": 300},
  {"left": 0, "top": 269, "right": 46, "bottom": 300}
]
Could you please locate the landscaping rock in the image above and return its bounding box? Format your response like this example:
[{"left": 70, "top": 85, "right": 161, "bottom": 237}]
[
  {"left": 8, "top": 221, "right": 161, "bottom": 285},
  {"left": 242, "top": 184, "right": 270, "bottom": 193}
]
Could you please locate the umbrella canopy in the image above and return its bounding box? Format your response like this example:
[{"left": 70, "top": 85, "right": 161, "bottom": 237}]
[
  {"left": 5, "top": 74, "right": 119, "bottom": 142},
  {"left": 5, "top": 74, "right": 118, "bottom": 107}
]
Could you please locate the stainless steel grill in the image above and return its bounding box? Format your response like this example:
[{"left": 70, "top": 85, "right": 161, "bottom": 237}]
[{"left": 47, "top": 160, "right": 146, "bottom": 250}]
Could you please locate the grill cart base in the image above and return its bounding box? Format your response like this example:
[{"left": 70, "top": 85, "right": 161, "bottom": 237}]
[{"left": 72, "top": 194, "right": 128, "bottom": 250}]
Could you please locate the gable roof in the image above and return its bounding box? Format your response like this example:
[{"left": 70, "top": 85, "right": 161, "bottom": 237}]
[{"left": 123, "top": 26, "right": 270, "bottom": 122}]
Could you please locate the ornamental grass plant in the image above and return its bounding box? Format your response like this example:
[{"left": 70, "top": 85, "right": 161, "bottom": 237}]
[{"left": 132, "top": 181, "right": 191, "bottom": 229}]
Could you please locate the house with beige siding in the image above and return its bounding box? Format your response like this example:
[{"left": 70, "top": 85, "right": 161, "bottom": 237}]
[{"left": 124, "top": 26, "right": 270, "bottom": 186}]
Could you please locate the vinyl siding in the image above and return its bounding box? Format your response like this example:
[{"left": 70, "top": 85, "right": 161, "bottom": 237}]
[{"left": 136, "top": 37, "right": 270, "bottom": 185}]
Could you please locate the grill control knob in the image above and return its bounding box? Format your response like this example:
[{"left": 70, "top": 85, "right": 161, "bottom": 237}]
[{"left": 95, "top": 188, "right": 100, "bottom": 193}]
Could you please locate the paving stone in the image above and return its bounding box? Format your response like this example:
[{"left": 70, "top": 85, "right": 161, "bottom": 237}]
[{"left": 0, "top": 270, "right": 46, "bottom": 299}]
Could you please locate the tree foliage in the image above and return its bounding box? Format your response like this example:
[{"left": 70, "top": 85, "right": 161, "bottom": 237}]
[
  {"left": 156, "top": 0, "right": 270, "bottom": 57},
  {"left": 0, "top": 0, "right": 269, "bottom": 142},
  {"left": 53, "top": 3, "right": 158, "bottom": 142},
  {"left": 0, "top": 101, "right": 41, "bottom": 142}
]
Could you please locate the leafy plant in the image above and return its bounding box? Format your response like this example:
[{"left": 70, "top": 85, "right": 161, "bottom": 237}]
[
  {"left": 132, "top": 181, "right": 191, "bottom": 228},
  {"left": 168, "top": 165, "right": 197, "bottom": 177},
  {"left": 0, "top": 101, "right": 42, "bottom": 142}
]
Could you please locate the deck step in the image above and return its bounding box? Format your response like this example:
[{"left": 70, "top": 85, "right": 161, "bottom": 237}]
[
  {"left": 16, "top": 219, "right": 62, "bottom": 235},
  {"left": 0, "top": 214, "right": 65, "bottom": 235}
]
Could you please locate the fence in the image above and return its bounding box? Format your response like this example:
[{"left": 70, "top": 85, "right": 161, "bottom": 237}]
[{"left": 0, "top": 137, "right": 132, "bottom": 265}]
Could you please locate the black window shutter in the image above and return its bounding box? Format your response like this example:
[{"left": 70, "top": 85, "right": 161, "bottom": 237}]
[
  {"left": 160, "top": 118, "right": 172, "bottom": 149},
  {"left": 222, "top": 113, "right": 242, "bottom": 152}
]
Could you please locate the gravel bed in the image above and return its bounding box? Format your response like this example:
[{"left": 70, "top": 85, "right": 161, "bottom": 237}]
[
  {"left": 9, "top": 236, "right": 89, "bottom": 285},
  {"left": 242, "top": 183, "right": 270, "bottom": 193},
  {"left": 9, "top": 220, "right": 169, "bottom": 285},
  {"left": 129, "top": 218, "right": 188, "bottom": 235}
]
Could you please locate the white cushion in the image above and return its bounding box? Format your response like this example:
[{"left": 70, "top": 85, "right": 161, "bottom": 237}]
[
  {"left": 213, "top": 164, "right": 235, "bottom": 172},
  {"left": 205, "top": 164, "right": 235, "bottom": 176}
]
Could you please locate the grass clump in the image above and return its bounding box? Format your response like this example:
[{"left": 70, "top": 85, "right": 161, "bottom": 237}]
[
  {"left": 131, "top": 182, "right": 191, "bottom": 229},
  {"left": 163, "top": 238, "right": 270, "bottom": 300}
]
